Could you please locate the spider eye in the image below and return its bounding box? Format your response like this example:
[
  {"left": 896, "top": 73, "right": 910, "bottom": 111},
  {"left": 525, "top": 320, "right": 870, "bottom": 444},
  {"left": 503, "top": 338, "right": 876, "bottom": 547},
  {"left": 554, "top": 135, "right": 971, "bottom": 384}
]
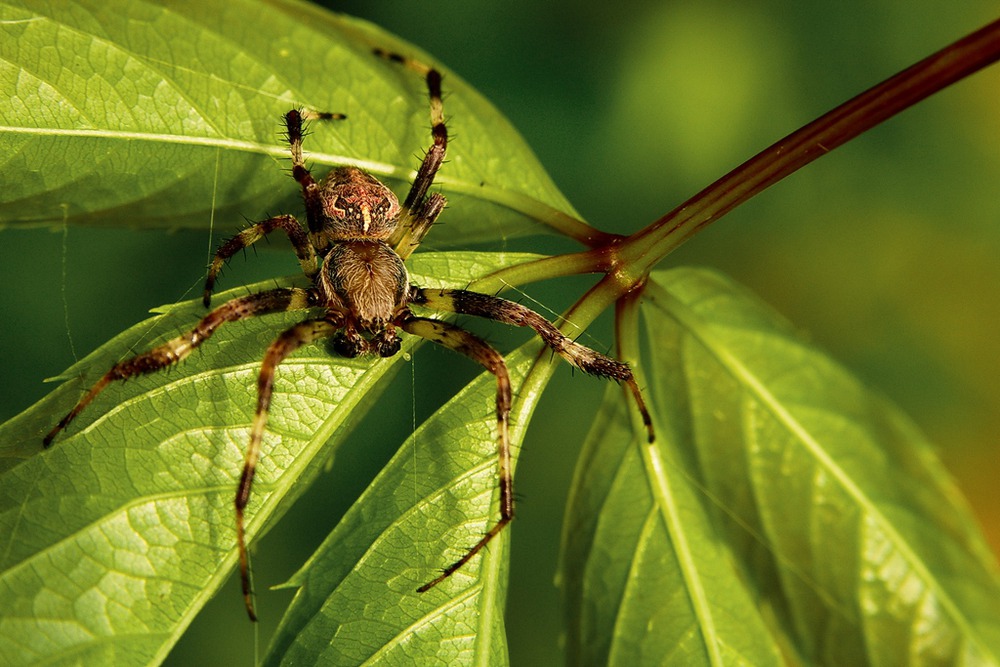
[{"left": 320, "top": 168, "right": 400, "bottom": 239}]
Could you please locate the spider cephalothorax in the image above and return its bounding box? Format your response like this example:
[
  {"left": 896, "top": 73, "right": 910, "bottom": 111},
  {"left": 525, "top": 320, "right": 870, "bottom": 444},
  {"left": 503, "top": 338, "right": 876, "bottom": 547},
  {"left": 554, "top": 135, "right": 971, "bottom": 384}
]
[
  {"left": 312, "top": 165, "right": 401, "bottom": 242},
  {"left": 312, "top": 166, "right": 410, "bottom": 357},
  {"left": 44, "top": 48, "right": 653, "bottom": 621}
]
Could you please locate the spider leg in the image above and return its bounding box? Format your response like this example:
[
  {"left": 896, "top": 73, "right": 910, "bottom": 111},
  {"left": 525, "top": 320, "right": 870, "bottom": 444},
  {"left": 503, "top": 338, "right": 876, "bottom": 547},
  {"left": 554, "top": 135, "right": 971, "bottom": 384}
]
[
  {"left": 395, "top": 192, "right": 447, "bottom": 261},
  {"left": 299, "top": 110, "right": 346, "bottom": 122},
  {"left": 204, "top": 105, "right": 349, "bottom": 305},
  {"left": 399, "top": 316, "right": 513, "bottom": 592},
  {"left": 412, "top": 287, "right": 655, "bottom": 442},
  {"left": 236, "top": 316, "right": 342, "bottom": 621},
  {"left": 283, "top": 108, "right": 334, "bottom": 247},
  {"left": 43, "top": 288, "right": 315, "bottom": 447},
  {"left": 203, "top": 215, "right": 317, "bottom": 306},
  {"left": 374, "top": 49, "right": 449, "bottom": 258}
]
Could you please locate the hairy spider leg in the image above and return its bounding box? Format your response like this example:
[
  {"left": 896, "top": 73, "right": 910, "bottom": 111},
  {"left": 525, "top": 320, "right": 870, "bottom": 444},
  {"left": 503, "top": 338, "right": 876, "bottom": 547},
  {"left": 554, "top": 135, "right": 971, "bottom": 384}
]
[
  {"left": 397, "top": 191, "right": 447, "bottom": 261},
  {"left": 299, "top": 110, "right": 347, "bottom": 122},
  {"left": 374, "top": 49, "right": 449, "bottom": 259},
  {"left": 399, "top": 316, "right": 513, "bottom": 591},
  {"left": 203, "top": 214, "right": 318, "bottom": 306},
  {"left": 43, "top": 288, "right": 315, "bottom": 447},
  {"left": 202, "top": 107, "right": 347, "bottom": 305},
  {"left": 284, "top": 107, "right": 334, "bottom": 249},
  {"left": 412, "top": 288, "right": 654, "bottom": 442},
  {"left": 235, "top": 316, "right": 342, "bottom": 622},
  {"left": 405, "top": 288, "right": 655, "bottom": 592}
]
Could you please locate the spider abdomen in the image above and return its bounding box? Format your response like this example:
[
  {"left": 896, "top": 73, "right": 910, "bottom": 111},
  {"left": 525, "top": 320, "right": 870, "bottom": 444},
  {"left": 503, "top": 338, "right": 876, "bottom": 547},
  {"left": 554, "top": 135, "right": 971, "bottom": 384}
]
[{"left": 320, "top": 240, "right": 408, "bottom": 329}]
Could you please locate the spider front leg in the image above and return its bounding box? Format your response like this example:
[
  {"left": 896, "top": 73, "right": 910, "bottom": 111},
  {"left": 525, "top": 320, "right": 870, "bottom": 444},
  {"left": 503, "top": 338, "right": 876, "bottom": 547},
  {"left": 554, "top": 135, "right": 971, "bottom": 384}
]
[
  {"left": 373, "top": 48, "right": 449, "bottom": 259},
  {"left": 203, "top": 215, "right": 317, "bottom": 306},
  {"left": 44, "top": 288, "right": 316, "bottom": 446},
  {"left": 236, "top": 316, "right": 342, "bottom": 621},
  {"left": 284, "top": 108, "right": 338, "bottom": 248},
  {"left": 203, "top": 107, "right": 348, "bottom": 306},
  {"left": 411, "top": 287, "right": 655, "bottom": 442},
  {"left": 399, "top": 316, "right": 514, "bottom": 592}
]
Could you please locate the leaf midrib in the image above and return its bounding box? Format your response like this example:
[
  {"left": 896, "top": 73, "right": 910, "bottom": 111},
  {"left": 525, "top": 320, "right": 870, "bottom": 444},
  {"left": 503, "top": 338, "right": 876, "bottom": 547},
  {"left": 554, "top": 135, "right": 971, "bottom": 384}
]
[
  {"left": 640, "top": 439, "right": 725, "bottom": 665},
  {"left": 359, "top": 584, "right": 484, "bottom": 667},
  {"left": 2, "top": 123, "right": 572, "bottom": 226},
  {"left": 1, "top": 124, "right": 397, "bottom": 172}
]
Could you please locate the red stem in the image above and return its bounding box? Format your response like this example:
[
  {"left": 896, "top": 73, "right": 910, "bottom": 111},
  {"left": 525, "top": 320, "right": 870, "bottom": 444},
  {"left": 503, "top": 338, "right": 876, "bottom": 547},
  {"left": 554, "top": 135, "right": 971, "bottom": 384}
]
[{"left": 613, "top": 17, "right": 1000, "bottom": 279}]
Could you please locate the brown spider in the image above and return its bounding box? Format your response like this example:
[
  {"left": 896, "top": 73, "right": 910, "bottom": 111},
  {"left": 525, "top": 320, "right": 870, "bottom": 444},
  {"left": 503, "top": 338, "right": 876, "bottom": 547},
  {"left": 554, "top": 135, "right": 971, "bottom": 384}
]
[{"left": 43, "top": 49, "right": 654, "bottom": 621}]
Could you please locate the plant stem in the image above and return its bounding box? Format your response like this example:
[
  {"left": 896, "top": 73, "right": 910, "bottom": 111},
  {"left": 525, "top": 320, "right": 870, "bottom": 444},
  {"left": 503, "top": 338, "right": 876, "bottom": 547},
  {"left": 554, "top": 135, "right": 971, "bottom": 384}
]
[
  {"left": 474, "top": 249, "right": 612, "bottom": 294},
  {"left": 612, "top": 16, "right": 1000, "bottom": 279},
  {"left": 481, "top": 17, "right": 1000, "bottom": 356}
]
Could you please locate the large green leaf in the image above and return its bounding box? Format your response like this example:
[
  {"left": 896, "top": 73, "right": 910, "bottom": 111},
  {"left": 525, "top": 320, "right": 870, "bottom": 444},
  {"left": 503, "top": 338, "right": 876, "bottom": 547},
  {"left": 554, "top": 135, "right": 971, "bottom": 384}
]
[
  {"left": 0, "top": 251, "right": 540, "bottom": 666},
  {"left": 261, "top": 350, "right": 542, "bottom": 666},
  {"left": 560, "top": 267, "right": 1000, "bottom": 665},
  {"left": 0, "top": 0, "right": 577, "bottom": 240}
]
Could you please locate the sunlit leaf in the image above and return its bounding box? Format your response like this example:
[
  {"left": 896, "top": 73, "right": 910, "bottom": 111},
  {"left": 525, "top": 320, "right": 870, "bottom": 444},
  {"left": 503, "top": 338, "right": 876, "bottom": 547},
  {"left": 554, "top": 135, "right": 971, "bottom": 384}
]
[
  {"left": 263, "top": 350, "right": 544, "bottom": 666},
  {"left": 0, "top": 252, "right": 538, "bottom": 666},
  {"left": 561, "top": 267, "right": 1000, "bottom": 665},
  {"left": 0, "top": 0, "right": 578, "bottom": 242},
  {"left": 560, "top": 384, "right": 785, "bottom": 666}
]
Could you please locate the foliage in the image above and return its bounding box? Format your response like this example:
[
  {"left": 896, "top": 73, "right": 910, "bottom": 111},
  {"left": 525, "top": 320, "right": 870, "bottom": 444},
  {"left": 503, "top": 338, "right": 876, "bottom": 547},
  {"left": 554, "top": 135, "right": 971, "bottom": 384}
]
[{"left": 1, "top": 1, "right": 999, "bottom": 665}]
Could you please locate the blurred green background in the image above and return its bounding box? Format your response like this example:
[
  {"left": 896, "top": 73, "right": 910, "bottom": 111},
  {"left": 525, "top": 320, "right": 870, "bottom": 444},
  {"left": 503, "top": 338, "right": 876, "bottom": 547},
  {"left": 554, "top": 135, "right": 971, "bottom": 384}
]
[{"left": 1, "top": 1, "right": 998, "bottom": 664}]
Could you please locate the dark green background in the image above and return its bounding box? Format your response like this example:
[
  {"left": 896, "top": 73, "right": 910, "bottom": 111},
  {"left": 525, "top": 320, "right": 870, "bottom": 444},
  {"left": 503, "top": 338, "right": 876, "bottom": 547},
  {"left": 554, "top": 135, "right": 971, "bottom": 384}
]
[{"left": 1, "top": 1, "right": 997, "bottom": 664}]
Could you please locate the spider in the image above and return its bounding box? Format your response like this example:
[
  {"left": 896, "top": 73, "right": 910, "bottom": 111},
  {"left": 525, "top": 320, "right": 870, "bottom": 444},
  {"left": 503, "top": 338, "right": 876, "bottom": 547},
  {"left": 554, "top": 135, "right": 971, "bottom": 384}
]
[{"left": 43, "top": 49, "right": 654, "bottom": 621}]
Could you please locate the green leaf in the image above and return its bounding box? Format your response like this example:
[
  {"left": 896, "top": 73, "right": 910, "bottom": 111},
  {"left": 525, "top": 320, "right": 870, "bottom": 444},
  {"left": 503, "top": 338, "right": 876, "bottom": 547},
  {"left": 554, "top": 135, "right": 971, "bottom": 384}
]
[
  {"left": 0, "top": 251, "right": 539, "bottom": 666},
  {"left": 262, "top": 349, "right": 542, "bottom": 667},
  {"left": 0, "top": 0, "right": 577, "bottom": 241},
  {"left": 7, "top": 3, "right": 999, "bottom": 666},
  {"left": 561, "top": 267, "right": 1000, "bottom": 665},
  {"left": 560, "top": 384, "right": 785, "bottom": 666}
]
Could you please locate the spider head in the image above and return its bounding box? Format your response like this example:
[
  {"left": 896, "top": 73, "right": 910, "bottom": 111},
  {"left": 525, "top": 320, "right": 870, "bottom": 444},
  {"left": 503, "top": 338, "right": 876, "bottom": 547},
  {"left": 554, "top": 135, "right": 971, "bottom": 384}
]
[{"left": 314, "top": 167, "right": 401, "bottom": 243}]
